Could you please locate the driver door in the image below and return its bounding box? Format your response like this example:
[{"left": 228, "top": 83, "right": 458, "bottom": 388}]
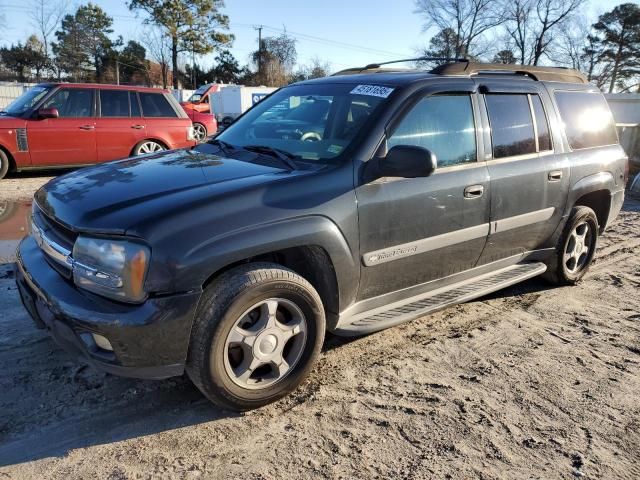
[
  {"left": 355, "top": 85, "right": 490, "bottom": 300},
  {"left": 27, "top": 87, "right": 97, "bottom": 166}
]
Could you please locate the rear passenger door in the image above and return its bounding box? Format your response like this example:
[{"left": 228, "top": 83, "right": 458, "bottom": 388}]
[
  {"left": 96, "top": 90, "right": 146, "bottom": 162},
  {"left": 139, "top": 92, "right": 189, "bottom": 150},
  {"left": 476, "top": 81, "right": 569, "bottom": 265}
]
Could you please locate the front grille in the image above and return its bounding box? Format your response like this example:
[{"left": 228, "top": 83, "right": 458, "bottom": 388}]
[
  {"left": 32, "top": 203, "right": 77, "bottom": 278},
  {"left": 16, "top": 128, "right": 28, "bottom": 151}
]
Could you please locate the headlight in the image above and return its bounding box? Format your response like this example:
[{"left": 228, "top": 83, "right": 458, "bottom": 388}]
[{"left": 72, "top": 236, "right": 150, "bottom": 303}]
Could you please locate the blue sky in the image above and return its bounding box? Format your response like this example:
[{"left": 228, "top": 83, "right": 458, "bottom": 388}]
[{"left": 0, "top": 0, "right": 636, "bottom": 72}]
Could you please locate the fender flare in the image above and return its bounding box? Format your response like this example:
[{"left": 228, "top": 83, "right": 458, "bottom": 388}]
[
  {"left": 184, "top": 215, "right": 359, "bottom": 312},
  {"left": 565, "top": 171, "right": 614, "bottom": 216}
]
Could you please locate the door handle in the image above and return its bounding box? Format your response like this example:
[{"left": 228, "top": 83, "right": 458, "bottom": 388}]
[
  {"left": 464, "top": 184, "right": 484, "bottom": 198},
  {"left": 548, "top": 170, "right": 563, "bottom": 182},
  {"left": 79, "top": 125, "right": 95, "bottom": 130},
  {"left": 131, "top": 125, "right": 145, "bottom": 129}
]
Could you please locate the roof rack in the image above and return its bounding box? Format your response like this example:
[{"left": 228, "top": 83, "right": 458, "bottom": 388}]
[
  {"left": 331, "top": 58, "right": 589, "bottom": 84},
  {"left": 331, "top": 57, "right": 467, "bottom": 76},
  {"left": 430, "top": 61, "right": 588, "bottom": 84}
]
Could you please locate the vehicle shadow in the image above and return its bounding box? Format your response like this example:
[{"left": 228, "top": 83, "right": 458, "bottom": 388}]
[
  {"left": 6, "top": 168, "right": 76, "bottom": 179},
  {"left": 0, "top": 263, "right": 240, "bottom": 467}
]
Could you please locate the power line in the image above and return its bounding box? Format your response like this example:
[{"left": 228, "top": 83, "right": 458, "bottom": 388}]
[{"left": 231, "top": 22, "right": 411, "bottom": 58}]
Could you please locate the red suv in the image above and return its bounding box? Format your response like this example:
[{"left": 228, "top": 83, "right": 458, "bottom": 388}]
[{"left": 0, "top": 84, "right": 200, "bottom": 179}]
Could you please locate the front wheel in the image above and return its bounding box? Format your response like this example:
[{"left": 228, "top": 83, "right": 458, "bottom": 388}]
[
  {"left": 543, "top": 206, "right": 599, "bottom": 285},
  {"left": 186, "top": 263, "right": 325, "bottom": 410},
  {"left": 133, "top": 140, "right": 165, "bottom": 155},
  {"left": 193, "top": 123, "right": 207, "bottom": 143}
]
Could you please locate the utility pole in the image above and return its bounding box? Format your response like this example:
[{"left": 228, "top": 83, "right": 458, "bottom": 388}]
[
  {"left": 115, "top": 60, "right": 120, "bottom": 85},
  {"left": 255, "top": 25, "right": 263, "bottom": 75}
]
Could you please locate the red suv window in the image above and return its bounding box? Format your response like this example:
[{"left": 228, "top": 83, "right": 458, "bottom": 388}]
[
  {"left": 139, "top": 92, "right": 177, "bottom": 118},
  {"left": 100, "top": 90, "right": 130, "bottom": 117},
  {"left": 42, "top": 88, "right": 94, "bottom": 117}
]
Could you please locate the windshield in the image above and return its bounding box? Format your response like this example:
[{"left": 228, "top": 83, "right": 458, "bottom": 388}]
[
  {"left": 216, "top": 83, "right": 392, "bottom": 162},
  {"left": 2, "top": 85, "right": 52, "bottom": 116},
  {"left": 188, "top": 84, "right": 212, "bottom": 103}
]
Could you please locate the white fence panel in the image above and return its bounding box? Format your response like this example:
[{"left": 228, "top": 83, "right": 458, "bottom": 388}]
[{"left": 0, "top": 83, "right": 36, "bottom": 109}]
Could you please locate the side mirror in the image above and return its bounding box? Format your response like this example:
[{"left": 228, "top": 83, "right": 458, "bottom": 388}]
[
  {"left": 378, "top": 145, "right": 437, "bottom": 178},
  {"left": 37, "top": 107, "right": 59, "bottom": 119}
]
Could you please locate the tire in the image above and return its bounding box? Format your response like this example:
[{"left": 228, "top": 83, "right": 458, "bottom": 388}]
[
  {"left": 543, "top": 206, "right": 599, "bottom": 285},
  {"left": 186, "top": 262, "right": 326, "bottom": 410},
  {"left": 0, "top": 150, "right": 9, "bottom": 179},
  {"left": 133, "top": 140, "right": 165, "bottom": 155},
  {"left": 193, "top": 123, "right": 207, "bottom": 143}
]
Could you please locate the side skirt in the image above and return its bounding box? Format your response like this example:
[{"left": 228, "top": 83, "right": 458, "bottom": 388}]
[{"left": 333, "top": 261, "right": 547, "bottom": 337}]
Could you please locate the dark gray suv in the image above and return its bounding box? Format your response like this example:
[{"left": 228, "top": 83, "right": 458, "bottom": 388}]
[{"left": 15, "top": 61, "right": 628, "bottom": 410}]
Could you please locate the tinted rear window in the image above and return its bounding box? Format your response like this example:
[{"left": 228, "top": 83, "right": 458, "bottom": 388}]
[
  {"left": 101, "top": 90, "right": 130, "bottom": 117},
  {"left": 554, "top": 91, "right": 618, "bottom": 149},
  {"left": 139, "top": 92, "right": 177, "bottom": 118},
  {"left": 485, "top": 94, "right": 536, "bottom": 158}
]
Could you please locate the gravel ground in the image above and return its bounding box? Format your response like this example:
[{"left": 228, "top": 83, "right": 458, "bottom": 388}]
[{"left": 0, "top": 176, "right": 639, "bottom": 479}]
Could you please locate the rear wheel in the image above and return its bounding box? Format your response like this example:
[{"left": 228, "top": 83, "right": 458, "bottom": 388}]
[
  {"left": 193, "top": 123, "right": 207, "bottom": 142},
  {"left": 543, "top": 206, "right": 599, "bottom": 285},
  {"left": 0, "top": 150, "right": 9, "bottom": 179},
  {"left": 186, "top": 263, "right": 325, "bottom": 410},
  {"left": 133, "top": 140, "right": 165, "bottom": 155}
]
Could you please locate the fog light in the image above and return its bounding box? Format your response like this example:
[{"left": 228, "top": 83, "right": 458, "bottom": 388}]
[{"left": 92, "top": 333, "right": 113, "bottom": 351}]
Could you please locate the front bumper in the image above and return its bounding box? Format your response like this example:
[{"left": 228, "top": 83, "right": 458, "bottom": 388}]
[{"left": 15, "top": 236, "right": 202, "bottom": 379}]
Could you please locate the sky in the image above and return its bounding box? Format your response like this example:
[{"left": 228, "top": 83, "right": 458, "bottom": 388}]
[{"left": 0, "top": 0, "right": 636, "bottom": 73}]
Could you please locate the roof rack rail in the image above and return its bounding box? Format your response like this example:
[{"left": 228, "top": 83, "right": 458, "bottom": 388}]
[
  {"left": 331, "top": 57, "right": 468, "bottom": 76},
  {"left": 430, "top": 61, "right": 588, "bottom": 84}
]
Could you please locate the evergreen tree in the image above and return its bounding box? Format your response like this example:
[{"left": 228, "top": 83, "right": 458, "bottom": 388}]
[
  {"left": 593, "top": 3, "right": 640, "bottom": 92},
  {"left": 129, "top": 0, "right": 232, "bottom": 89}
]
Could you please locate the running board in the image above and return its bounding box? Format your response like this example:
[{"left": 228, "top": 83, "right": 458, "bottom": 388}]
[{"left": 334, "top": 262, "right": 547, "bottom": 336}]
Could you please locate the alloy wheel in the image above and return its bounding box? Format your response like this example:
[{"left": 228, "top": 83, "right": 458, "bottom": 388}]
[
  {"left": 223, "top": 298, "right": 307, "bottom": 390},
  {"left": 193, "top": 123, "right": 207, "bottom": 142},
  {"left": 137, "top": 141, "right": 164, "bottom": 154},
  {"left": 564, "top": 221, "right": 593, "bottom": 273}
]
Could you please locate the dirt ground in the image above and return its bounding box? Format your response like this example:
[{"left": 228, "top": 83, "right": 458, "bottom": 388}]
[{"left": 0, "top": 174, "right": 639, "bottom": 479}]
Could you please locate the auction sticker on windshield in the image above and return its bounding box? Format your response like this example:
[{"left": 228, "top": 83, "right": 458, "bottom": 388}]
[{"left": 350, "top": 85, "right": 394, "bottom": 98}]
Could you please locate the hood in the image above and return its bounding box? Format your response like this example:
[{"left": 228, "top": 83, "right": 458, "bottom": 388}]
[
  {"left": 0, "top": 115, "right": 26, "bottom": 128},
  {"left": 35, "top": 148, "right": 297, "bottom": 234}
]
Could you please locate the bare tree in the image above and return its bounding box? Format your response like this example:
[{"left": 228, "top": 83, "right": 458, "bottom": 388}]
[
  {"left": 551, "top": 16, "right": 590, "bottom": 69},
  {"left": 504, "top": 0, "right": 581, "bottom": 65},
  {"left": 504, "top": 0, "right": 533, "bottom": 64},
  {"left": 142, "top": 27, "right": 171, "bottom": 88},
  {"left": 30, "top": 0, "right": 69, "bottom": 60},
  {"left": 414, "top": 0, "right": 506, "bottom": 58}
]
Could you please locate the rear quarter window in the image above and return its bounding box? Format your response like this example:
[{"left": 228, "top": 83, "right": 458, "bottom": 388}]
[
  {"left": 139, "top": 92, "right": 178, "bottom": 118},
  {"left": 554, "top": 91, "right": 618, "bottom": 149}
]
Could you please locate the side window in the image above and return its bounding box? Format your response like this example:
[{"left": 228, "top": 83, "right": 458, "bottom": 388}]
[
  {"left": 100, "top": 90, "right": 130, "bottom": 117},
  {"left": 485, "top": 94, "right": 535, "bottom": 158},
  {"left": 41, "top": 88, "right": 93, "bottom": 118},
  {"left": 130, "top": 92, "right": 141, "bottom": 117},
  {"left": 388, "top": 95, "right": 477, "bottom": 167},
  {"left": 530, "top": 95, "right": 552, "bottom": 151},
  {"left": 139, "top": 92, "right": 178, "bottom": 118},
  {"left": 554, "top": 91, "right": 618, "bottom": 149}
]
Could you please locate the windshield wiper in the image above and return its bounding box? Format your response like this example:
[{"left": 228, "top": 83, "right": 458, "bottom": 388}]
[
  {"left": 207, "top": 138, "right": 236, "bottom": 156},
  {"left": 243, "top": 145, "right": 297, "bottom": 171}
]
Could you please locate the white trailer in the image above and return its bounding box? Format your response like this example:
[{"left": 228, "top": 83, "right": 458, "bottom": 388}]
[{"left": 211, "top": 86, "right": 277, "bottom": 126}]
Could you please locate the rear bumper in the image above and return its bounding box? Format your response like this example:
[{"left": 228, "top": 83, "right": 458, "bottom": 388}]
[{"left": 15, "top": 236, "right": 201, "bottom": 379}]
